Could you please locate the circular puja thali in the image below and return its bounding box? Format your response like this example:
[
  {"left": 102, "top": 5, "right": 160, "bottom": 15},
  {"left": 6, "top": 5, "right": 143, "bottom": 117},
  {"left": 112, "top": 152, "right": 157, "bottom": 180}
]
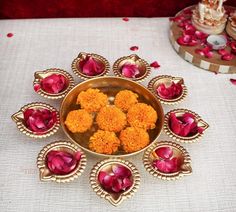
[
  {"left": 169, "top": 5, "right": 236, "bottom": 74},
  {"left": 12, "top": 52, "right": 209, "bottom": 206}
]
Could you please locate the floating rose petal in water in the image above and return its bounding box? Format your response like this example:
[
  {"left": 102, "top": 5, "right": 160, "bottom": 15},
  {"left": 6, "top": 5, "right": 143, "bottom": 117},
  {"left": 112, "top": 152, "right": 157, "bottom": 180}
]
[
  {"left": 98, "top": 165, "right": 133, "bottom": 193},
  {"left": 121, "top": 62, "right": 140, "bottom": 78},
  {"left": 153, "top": 147, "right": 180, "bottom": 173},
  {"left": 23, "top": 108, "right": 57, "bottom": 133},
  {"left": 156, "top": 82, "right": 182, "bottom": 100},
  {"left": 169, "top": 112, "right": 203, "bottom": 137},
  {"left": 79, "top": 56, "right": 104, "bottom": 76},
  {"left": 46, "top": 150, "right": 81, "bottom": 175},
  {"left": 40, "top": 74, "right": 67, "bottom": 94}
]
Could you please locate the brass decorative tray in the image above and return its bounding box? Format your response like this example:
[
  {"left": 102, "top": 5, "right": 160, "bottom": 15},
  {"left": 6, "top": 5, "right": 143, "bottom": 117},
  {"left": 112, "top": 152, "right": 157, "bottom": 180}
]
[{"left": 11, "top": 53, "right": 209, "bottom": 206}]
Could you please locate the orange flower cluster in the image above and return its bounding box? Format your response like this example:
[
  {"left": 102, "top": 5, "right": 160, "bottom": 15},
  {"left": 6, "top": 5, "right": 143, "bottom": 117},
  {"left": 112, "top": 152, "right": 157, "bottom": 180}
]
[{"left": 65, "top": 88, "right": 158, "bottom": 154}]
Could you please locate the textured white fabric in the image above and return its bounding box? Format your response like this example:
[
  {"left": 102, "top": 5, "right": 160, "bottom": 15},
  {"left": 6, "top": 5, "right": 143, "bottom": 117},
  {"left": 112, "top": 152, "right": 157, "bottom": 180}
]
[{"left": 0, "top": 18, "right": 236, "bottom": 212}]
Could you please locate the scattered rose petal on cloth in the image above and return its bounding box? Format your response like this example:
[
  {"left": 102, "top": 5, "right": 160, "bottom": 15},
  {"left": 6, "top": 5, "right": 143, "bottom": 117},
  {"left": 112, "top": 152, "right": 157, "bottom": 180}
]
[
  {"left": 46, "top": 150, "right": 80, "bottom": 175},
  {"left": 230, "top": 79, "right": 236, "bottom": 85},
  {"left": 150, "top": 61, "right": 160, "bottom": 69},
  {"left": 122, "top": 17, "right": 129, "bottom": 22},
  {"left": 130, "top": 46, "right": 139, "bottom": 51},
  {"left": 7, "top": 33, "right": 13, "bottom": 37},
  {"left": 40, "top": 74, "right": 67, "bottom": 94}
]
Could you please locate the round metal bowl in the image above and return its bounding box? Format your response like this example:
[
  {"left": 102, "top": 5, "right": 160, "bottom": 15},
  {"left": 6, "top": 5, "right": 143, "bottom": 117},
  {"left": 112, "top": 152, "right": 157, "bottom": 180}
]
[{"left": 60, "top": 76, "right": 164, "bottom": 157}]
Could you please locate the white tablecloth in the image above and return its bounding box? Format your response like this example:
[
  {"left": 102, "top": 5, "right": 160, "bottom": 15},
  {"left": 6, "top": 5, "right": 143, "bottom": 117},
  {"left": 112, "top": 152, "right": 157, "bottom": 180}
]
[{"left": 0, "top": 18, "right": 236, "bottom": 212}]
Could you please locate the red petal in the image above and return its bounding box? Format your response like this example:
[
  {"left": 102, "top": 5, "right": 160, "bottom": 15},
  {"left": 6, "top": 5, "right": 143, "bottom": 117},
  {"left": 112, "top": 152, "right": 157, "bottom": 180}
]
[
  {"left": 230, "top": 79, "right": 236, "bottom": 85},
  {"left": 157, "top": 82, "right": 182, "bottom": 99},
  {"left": 169, "top": 112, "right": 181, "bottom": 135},
  {"left": 122, "top": 177, "right": 133, "bottom": 190},
  {"left": 46, "top": 150, "right": 77, "bottom": 175},
  {"left": 150, "top": 61, "right": 160, "bottom": 69},
  {"left": 34, "top": 84, "right": 41, "bottom": 92},
  {"left": 222, "top": 54, "right": 234, "bottom": 61},
  {"left": 74, "top": 151, "right": 82, "bottom": 161},
  {"left": 218, "top": 49, "right": 228, "bottom": 56},
  {"left": 122, "top": 17, "right": 129, "bottom": 22},
  {"left": 112, "top": 178, "right": 123, "bottom": 193},
  {"left": 130, "top": 46, "right": 139, "bottom": 51},
  {"left": 177, "top": 35, "right": 197, "bottom": 46},
  {"left": 155, "top": 147, "right": 173, "bottom": 159},
  {"left": 112, "top": 165, "right": 131, "bottom": 178},
  {"left": 195, "top": 31, "right": 208, "bottom": 40},
  {"left": 169, "top": 15, "right": 185, "bottom": 22},
  {"left": 7, "top": 33, "right": 13, "bottom": 37},
  {"left": 41, "top": 74, "right": 67, "bottom": 94},
  {"left": 121, "top": 62, "right": 140, "bottom": 78},
  {"left": 98, "top": 171, "right": 107, "bottom": 184},
  {"left": 102, "top": 175, "right": 115, "bottom": 189},
  {"left": 153, "top": 158, "right": 179, "bottom": 173}
]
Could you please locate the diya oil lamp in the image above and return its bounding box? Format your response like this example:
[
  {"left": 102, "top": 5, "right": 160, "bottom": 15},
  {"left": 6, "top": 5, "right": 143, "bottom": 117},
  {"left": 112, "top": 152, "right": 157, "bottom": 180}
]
[
  {"left": 143, "top": 141, "right": 192, "bottom": 180},
  {"left": 164, "top": 108, "right": 209, "bottom": 143},
  {"left": 71, "top": 52, "right": 110, "bottom": 80},
  {"left": 90, "top": 158, "right": 140, "bottom": 206},
  {"left": 37, "top": 141, "right": 87, "bottom": 183},
  {"left": 12, "top": 102, "right": 60, "bottom": 138},
  {"left": 33, "top": 68, "right": 74, "bottom": 99},
  {"left": 148, "top": 75, "right": 188, "bottom": 105},
  {"left": 113, "top": 54, "right": 151, "bottom": 82}
]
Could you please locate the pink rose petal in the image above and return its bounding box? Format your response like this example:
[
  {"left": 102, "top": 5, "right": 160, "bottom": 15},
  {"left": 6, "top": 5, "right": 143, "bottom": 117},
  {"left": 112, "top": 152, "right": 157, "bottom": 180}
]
[
  {"left": 41, "top": 74, "right": 67, "bottom": 94},
  {"left": 98, "top": 171, "right": 107, "bottom": 184},
  {"left": 122, "top": 17, "right": 129, "bottom": 22},
  {"left": 130, "top": 46, "right": 139, "bottom": 51},
  {"left": 156, "top": 82, "right": 182, "bottom": 100},
  {"left": 80, "top": 56, "right": 104, "bottom": 76},
  {"left": 150, "top": 61, "right": 160, "bottom": 69},
  {"left": 121, "top": 62, "right": 140, "bottom": 78},
  {"left": 112, "top": 165, "right": 131, "bottom": 178},
  {"left": 221, "top": 54, "right": 234, "bottom": 61},
  {"left": 46, "top": 150, "right": 79, "bottom": 175},
  {"left": 7, "top": 33, "right": 13, "bottom": 37},
  {"left": 155, "top": 147, "right": 173, "bottom": 159},
  {"left": 230, "top": 79, "right": 236, "bottom": 85}
]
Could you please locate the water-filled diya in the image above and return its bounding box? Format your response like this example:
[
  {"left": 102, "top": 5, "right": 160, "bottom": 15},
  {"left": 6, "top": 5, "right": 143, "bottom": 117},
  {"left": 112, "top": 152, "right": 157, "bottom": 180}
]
[{"left": 113, "top": 54, "right": 151, "bottom": 82}]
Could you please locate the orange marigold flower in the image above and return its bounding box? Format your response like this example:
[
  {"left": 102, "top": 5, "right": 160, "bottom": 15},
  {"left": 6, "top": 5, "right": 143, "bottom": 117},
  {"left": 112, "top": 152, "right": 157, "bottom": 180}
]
[
  {"left": 127, "top": 103, "right": 157, "bottom": 130},
  {"left": 114, "top": 90, "right": 139, "bottom": 112},
  {"left": 65, "top": 109, "right": 93, "bottom": 133},
  {"left": 89, "top": 130, "right": 121, "bottom": 154},
  {"left": 120, "top": 127, "right": 150, "bottom": 153},
  {"left": 77, "top": 88, "right": 108, "bottom": 112},
  {"left": 96, "top": 106, "right": 127, "bottom": 132}
]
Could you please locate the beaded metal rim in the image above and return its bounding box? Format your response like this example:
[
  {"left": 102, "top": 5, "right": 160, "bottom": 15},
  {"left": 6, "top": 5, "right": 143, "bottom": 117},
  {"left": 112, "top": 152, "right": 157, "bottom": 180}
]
[
  {"left": 33, "top": 68, "right": 75, "bottom": 100},
  {"left": 37, "top": 141, "right": 87, "bottom": 183},
  {"left": 143, "top": 141, "right": 192, "bottom": 180},
  {"left": 164, "top": 108, "right": 209, "bottom": 143},
  {"left": 112, "top": 54, "right": 151, "bottom": 82},
  {"left": 90, "top": 158, "right": 140, "bottom": 206},
  {"left": 71, "top": 52, "right": 110, "bottom": 80},
  {"left": 147, "top": 75, "right": 188, "bottom": 105},
  {"left": 11, "top": 102, "right": 60, "bottom": 139}
]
